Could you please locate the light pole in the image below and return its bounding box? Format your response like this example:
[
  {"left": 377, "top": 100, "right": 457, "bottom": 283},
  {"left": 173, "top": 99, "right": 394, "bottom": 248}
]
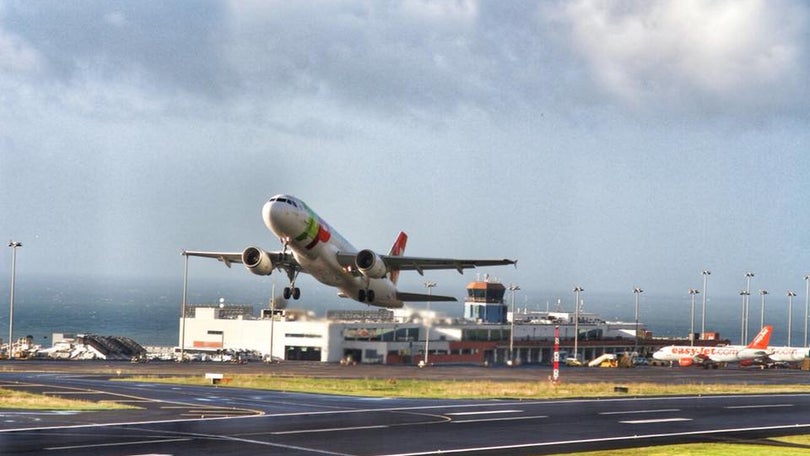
[
  {"left": 508, "top": 284, "right": 520, "bottom": 366},
  {"left": 744, "top": 272, "right": 754, "bottom": 341},
  {"left": 633, "top": 287, "right": 643, "bottom": 354},
  {"left": 787, "top": 291, "right": 797, "bottom": 347},
  {"left": 759, "top": 289, "right": 768, "bottom": 331},
  {"left": 739, "top": 290, "right": 750, "bottom": 344},
  {"left": 180, "top": 251, "right": 189, "bottom": 362},
  {"left": 804, "top": 275, "right": 809, "bottom": 348},
  {"left": 269, "top": 281, "right": 276, "bottom": 362},
  {"left": 701, "top": 270, "right": 711, "bottom": 339},
  {"left": 423, "top": 281, "right": 435, "bottom": 367},
  {"left": 572, "top": 286, "right": 583, "bottom": 362},
  {"left": 7, "top": 241, "right": 22, "bottom": 359},
  {"left": 688, "top": 289, "right": 700, "bottom": 346}
]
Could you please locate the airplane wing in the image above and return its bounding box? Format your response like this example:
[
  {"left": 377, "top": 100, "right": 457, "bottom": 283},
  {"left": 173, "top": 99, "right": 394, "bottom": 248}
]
[
  {"left": 183, "top": 251, "right": 245, "bottom": 268},
  {"left": 183, "top": 250, "right": 301, "bottom": 273},
  {"left": 396, "top": 292, "right": 458, "bottom": 302},
  {"left": 336, "top": 253, "right": 516, "bottom": 275}
]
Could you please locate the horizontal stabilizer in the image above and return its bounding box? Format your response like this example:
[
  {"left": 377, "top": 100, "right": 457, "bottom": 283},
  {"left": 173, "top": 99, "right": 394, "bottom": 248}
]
[{"left": 396, "top": 292, "right": 457, "bottom": 302}]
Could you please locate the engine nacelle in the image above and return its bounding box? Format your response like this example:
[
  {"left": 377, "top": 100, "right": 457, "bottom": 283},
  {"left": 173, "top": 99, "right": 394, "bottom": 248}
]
[
  {"left": 242, "top": 247, "right": 274, "bottom": 276},
  {"left": 678, "top": 357, "right": 694, "bottom": 367},
  {"left": 356, "top": 249, "right": 388, "bottom": 279}
]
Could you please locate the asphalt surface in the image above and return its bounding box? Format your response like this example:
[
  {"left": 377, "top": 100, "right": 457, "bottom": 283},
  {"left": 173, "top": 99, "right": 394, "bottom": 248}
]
[{"left": 1, "top": 361, "right": 810, "bottom": 455}]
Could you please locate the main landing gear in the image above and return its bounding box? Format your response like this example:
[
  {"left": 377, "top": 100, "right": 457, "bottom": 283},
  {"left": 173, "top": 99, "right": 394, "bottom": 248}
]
[
  {"left": 282, "top": 256, "right": 301, "bottom": 300},
  {"left": 358, "top": 289, "right": 375, "bottom": 303},
  {"left": 283, "top": 286, "right": 301, "bottom": 300}
]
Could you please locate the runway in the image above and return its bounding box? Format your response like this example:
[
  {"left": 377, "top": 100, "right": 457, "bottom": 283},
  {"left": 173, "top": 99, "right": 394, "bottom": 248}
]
[{"left": 2, "top": 365, "right": 810, "bottom": 455}]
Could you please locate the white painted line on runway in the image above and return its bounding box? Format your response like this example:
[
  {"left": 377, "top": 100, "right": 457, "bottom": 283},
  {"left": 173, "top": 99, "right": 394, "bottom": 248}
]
[
  {"left": 451, "top": 415, "right": 547, "bottom": 424},
  {"left": 600, "top": 408, "right": 681, "bottom": 415},
  {"left": 43, "top": 391, "right": 103, "bottom": 395},
  {"left": 446, "top": 410, "right": 522, "bottom": 416},
  {"left": 272, "top": 424, "right": 388, "bottom": 435},
  {"left": 619, "top": 418, "right": 692, "bottom": 424},
  {"left": 725, "top": 404, "right": 794, "bottom": 410},
  {"left": 44, "top": 438, "right": 192, "bottom": 451},
  {"left": 381, "top": 423, "right": 810, "bottom": 456}
]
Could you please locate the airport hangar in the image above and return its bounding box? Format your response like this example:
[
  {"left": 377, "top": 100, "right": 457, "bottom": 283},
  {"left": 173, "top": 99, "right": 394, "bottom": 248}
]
[{"left": 179, "top": 279, "right": 690, "bottom": 365}]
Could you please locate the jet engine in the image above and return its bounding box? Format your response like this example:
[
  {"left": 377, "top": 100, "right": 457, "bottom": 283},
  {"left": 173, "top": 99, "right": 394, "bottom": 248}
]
[
  {"left": 356, "top": 249, "right": 387, "bottom": 278},
  {"left": 678, "top": 357, "right": 693, "bottom": 367},
  {"left": 242, "top": 247, "right": 274, "bottom": 276}
]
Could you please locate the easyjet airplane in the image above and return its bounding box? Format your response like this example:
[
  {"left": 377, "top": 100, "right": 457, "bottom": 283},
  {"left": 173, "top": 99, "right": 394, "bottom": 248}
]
[
  {"left": 740, "top": 344, "right": 810, "bottom": 368},
  {"left": 184, "top": 194, "right": 516, "bottom": 308},
  {"left": 652, "top": 326, "right": 772, "bottom": 368}
]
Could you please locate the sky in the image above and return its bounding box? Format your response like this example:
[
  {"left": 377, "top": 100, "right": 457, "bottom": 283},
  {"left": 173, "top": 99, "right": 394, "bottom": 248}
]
[{"left": 1, "top": 0, "right": 809, "bottom": 307}]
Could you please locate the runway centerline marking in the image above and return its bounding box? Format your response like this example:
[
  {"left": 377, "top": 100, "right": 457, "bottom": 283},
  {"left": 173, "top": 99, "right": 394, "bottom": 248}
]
[
  {"left": 725, "top": 404, "right": 794, "bottom": 410},
  {"left": 620, "top": 418, "right": 692, "bottom": 424},
  {"left": 44, "top": 438, "right": 192, "bottom": 451},
  {"left": 451, "top": 415, "right": 547, "bottom": 424},
  {"left": 273, "top": 424, "right": 389, "bottom": 435},
  {"left": 446, "top": 410, "right": 522, "bottom": 416},
  {"left": 600, "top": 409, "right": 681, "bottom": 415}
]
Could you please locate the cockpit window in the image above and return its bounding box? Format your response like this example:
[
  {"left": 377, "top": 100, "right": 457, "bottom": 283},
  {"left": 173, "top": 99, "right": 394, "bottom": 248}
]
[{"left": 269, "top": 196, "right": 298, "bottom": 208}]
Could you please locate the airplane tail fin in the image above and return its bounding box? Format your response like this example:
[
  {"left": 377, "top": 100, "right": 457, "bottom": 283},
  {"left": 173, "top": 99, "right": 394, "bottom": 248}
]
[
  {"left": 388, "top": 232, "right": 408, "bottom": 285},
  {"left": 747, "top": 325, "right": 772, "bottom": 349}
]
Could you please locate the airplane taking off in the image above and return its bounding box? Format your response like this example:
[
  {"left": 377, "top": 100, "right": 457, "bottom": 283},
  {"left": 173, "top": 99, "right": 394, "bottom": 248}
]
[
  {"left": 652, "top": 326, "right": 772, "bottom": 368},
  {"left": 184, "top": 194, "right": 516, "bottom": 308}
]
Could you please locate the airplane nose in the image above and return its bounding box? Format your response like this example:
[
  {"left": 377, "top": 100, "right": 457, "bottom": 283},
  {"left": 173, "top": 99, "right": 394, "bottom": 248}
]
[
  {"left": 262, "top": 200, "right": 274, "bottom": 232},
  {"left": 263, "top": 197, "right": 301, "bottom": 239}
]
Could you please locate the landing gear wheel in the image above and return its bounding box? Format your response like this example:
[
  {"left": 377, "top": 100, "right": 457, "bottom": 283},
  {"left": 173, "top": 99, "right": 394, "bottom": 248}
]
[
  {"left": 283, "top": 287, "right": 292, "bottom": 300},
  {"left": 367, "top": 290, "right": 375, "bottom": 303},
  {"left": 358, "top": 289, "right": 366, "bottom": 302},
  {"left": 292, "top": 287, "right": 301, "bottom": 300}
]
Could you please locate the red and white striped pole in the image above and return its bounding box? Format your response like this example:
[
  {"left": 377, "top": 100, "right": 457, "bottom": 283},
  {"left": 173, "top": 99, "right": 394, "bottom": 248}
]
[{"left": 552, "top": 325, "right": 560, "bottom": 384}]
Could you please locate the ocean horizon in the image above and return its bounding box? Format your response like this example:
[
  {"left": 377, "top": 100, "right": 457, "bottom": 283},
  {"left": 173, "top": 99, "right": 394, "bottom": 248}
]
[{"left": 0, "top": 275, "right": 807, "bottom": 349}]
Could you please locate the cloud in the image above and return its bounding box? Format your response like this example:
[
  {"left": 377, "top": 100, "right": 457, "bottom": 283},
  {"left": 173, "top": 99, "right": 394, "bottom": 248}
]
[
  {"left": 0, "top": 26, "right": 42, "bottom": 74},
  {"left": 552, "top": 0, "right": 810, "bottom": 116},
  {"left": 3, "top": 1, "right": 809, "bottom": 130},
  {"left": 222, "top": 1, "right": 490, "bottom": 118}
]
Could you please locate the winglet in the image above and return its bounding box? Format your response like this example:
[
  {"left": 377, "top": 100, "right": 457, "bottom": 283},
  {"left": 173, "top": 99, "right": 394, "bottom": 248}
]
[{"left": 747, "top": 325, "right": 772, "bottom": 349}]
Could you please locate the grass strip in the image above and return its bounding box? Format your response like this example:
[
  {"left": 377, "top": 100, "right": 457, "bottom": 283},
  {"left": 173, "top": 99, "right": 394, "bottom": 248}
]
[
  {"left": 120, "top": 374, "right": 810, "bottom": 399},
  {"left": 0, "top": 388, "right": 136, "bottom": 410}
]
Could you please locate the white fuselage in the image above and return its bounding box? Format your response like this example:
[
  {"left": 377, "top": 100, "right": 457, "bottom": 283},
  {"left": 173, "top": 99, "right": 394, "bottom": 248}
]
[
  {"left": 262, "top": 195, "right": 400, "bottom": 307},
  {"left": 766, "top": 346, "right": 810, "bottom": 363},
  {"left": 652, "top": 345, "right": 755, "bottom": 364},
  {"left": 653, "top": 345, "right": 810, "bottom": 365}
]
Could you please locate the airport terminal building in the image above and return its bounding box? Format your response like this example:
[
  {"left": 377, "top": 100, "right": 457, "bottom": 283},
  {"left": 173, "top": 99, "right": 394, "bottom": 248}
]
[{"left": 179, "top": 280, "right": 677, "bottom": 365}]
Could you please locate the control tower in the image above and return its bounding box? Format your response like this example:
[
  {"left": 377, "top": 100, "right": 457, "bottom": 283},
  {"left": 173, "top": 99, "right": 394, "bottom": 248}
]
[{"left": 464, "top": 275, "right": 507, "bottom": 323}]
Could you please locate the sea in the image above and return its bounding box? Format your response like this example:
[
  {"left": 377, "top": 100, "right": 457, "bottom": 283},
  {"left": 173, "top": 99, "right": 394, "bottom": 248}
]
[{"left": 0, "top": 275, "right": 807, "bottom": 348}]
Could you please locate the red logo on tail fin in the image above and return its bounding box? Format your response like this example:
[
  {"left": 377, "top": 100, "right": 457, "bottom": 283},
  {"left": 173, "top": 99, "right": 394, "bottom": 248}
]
[
  {"left": 747, "top": 326, "right": 772, "bottom": 349},
  {"left": 388, "top": 232, "right": 407, "bottom": 284}
]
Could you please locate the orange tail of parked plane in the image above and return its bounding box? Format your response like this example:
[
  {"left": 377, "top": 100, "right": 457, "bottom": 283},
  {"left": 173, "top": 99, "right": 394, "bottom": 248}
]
[
  {"left": 747, "top": 325, "right": 772, "bottom": 350},
  {"left": 387, "top": 232, "right": 408, "bottom": 285}
]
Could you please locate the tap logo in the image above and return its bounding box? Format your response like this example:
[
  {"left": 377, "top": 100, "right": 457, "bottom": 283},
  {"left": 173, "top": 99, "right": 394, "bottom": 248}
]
[{"left": 296, "top": 209, "right": 331, "bottom": 250}]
